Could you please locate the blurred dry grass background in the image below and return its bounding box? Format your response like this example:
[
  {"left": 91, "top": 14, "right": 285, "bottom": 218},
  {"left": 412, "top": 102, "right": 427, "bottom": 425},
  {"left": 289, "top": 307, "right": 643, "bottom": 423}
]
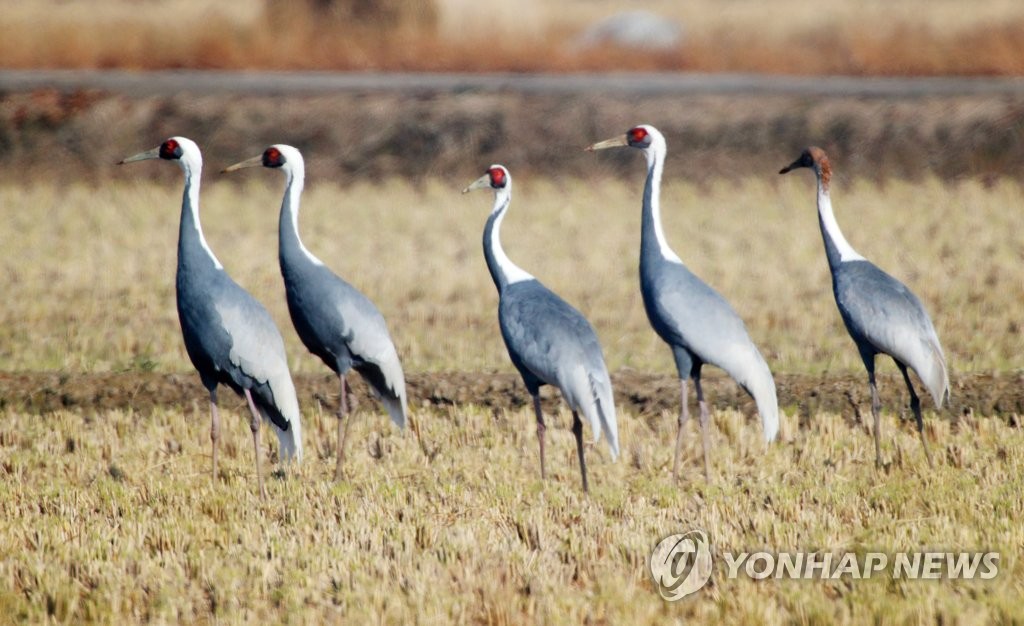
[
  {"left": 1, "top": 174, "right": 1019, "bottom": 377},
  {"left": 5, "top": 89, "right": 1024, "bottom": 185},
  {"left": 1, "top": 0, "right": 1024, "bottom": 75}
]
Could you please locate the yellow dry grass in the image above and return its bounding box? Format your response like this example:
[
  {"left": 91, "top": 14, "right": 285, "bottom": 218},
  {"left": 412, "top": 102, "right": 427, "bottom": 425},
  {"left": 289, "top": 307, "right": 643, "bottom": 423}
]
[
  {"left": 0, "top": 398, "right": 1021, "bottom": 623},
  {"left": 0, "top": 175, "right": 1020, "bottom": 376},
  {"left": 2, "top": 0, "right": 1024, "bottom": 74}
]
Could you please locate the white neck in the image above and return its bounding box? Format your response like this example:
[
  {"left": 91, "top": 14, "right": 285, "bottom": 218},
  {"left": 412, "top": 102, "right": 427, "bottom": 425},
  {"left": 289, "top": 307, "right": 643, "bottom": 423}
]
[
  {"left": 283, "top": 165, "right": 324, "bottom": 266},
  {"left": 644, "top": 138, "right": 683, "bottom": 264},
  {"left": 490, "top": 187, "right": 534, "bottom": 285},
  {"left": 180, "top": 158, "right": 224, "bottom": 270},
  {"left": 816, "top": 177, "right": 865, "bottom": 263}
]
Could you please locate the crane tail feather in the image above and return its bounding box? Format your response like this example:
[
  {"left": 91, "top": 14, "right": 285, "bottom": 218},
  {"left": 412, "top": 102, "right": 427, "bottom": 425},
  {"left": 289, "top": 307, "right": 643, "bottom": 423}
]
[
  {"left": 254, "top": 376, "right": 303, "bottom": 462},
  {"left": 923, "top": 339, "right": 950, "bottom": 409},
  {"left": 379, "top": 390, "right": 408, "bottom": 430},
  {"left": 587, "top": 371, "right": 619, "bottom": 460},
  {"left": 733, "top": 351, "right": 779, "bottom": 444},
  {"left": 356, "top": 359, "right": 408, "bottom": 430}
]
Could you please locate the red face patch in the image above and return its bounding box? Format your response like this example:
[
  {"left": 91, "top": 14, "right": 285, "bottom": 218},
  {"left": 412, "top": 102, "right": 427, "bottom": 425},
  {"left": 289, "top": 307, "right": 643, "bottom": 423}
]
[
  {"left": 629, "top": 127, "right": 648, "bottom": 144},
  {"left": 263, "top": 147, "right": 283, "bottom": 167},
  {"left": 159, "top": 139, "right": 181, "bottom": 160},
  {"left": 488, "top": 167, "right": 506, "bottom": 188}
]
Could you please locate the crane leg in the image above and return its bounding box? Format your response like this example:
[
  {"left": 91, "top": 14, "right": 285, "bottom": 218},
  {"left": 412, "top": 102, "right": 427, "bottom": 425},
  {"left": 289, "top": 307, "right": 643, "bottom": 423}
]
[
  {"left": 335, "top": 374, "right": 352, "bottom": 481},
  {"left": 868, "top": 370, "right": 883, "bottom": 468},
  {"left": 209, "top": 389, "right": 220, "bottom": 482},
  {"left": 243, "top": 389, "right": 267, "bottom": 500},
  {"left": 533, "top": 395, "right": 546, "bottom": 480},
  {"left": 672, "top": 379, "right": 690, "bottom": 480},
  {"left": 694, "top": 376, "right": 712, "bottom": 481},
  {"left": 572, "top": 410, "right": 589, "bottom": 494},
  {"left": 897, "top": 363, "right": 934, "bottom": 469}
]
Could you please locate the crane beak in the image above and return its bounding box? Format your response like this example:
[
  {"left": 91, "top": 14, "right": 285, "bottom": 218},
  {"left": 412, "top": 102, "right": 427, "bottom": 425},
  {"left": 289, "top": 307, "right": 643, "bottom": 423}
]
[
  {"left": 585, "top": 135, "right": 628, "bottom": 151},
  {"left": 222, "top": 155, "right": 263, "bottom": 174},
  {"left": 779, "top": 158, "right": 803, "bottom": 175},
  {"left": 118, "top": 147, "right": 160, "bottom": 164},
  {"left": 462, "top": 174, "right": 491, "bottom": 194}
]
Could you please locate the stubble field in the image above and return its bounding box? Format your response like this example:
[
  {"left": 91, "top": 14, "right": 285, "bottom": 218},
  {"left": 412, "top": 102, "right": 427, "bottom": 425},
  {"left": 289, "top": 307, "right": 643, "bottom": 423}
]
[{"left": 1, "top": 172, "right": 1023, "bottom": 623}]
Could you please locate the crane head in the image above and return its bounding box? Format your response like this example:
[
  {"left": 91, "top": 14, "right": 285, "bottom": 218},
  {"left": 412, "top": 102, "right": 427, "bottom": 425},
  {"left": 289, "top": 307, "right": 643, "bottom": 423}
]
[
  {"left": 462, "top": 165, "right": 509, "bottom": 194},
  {"left": 119, "top": 137, "right": 198, "bottom": 165},
  {"left": 779, "top": 147, "right": 828, "bottom": 175},
  {"left": 779, "top": 146, "right": 831, "bottom": 188},
  {"left": 586, "top": 125, "right": 657, "bottom": 152},
  {"left": 223, "top": 145, "right": 304, "bottom": 174}
]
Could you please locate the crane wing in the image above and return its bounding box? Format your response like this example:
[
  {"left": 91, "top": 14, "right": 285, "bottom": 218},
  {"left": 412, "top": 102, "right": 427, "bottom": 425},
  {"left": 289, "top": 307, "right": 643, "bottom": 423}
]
[
  {"left": 499, "top": 281, "right": 618, "bottom": 455},
  {"left": 835, "top": 261, "right": 948, "bottom": 406}
]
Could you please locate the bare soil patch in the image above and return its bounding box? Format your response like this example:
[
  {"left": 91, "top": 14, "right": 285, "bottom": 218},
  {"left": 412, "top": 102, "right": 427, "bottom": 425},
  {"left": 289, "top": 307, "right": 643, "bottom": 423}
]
[{"left": 3, "top": 370, "right": 1021, "bottom": 422}]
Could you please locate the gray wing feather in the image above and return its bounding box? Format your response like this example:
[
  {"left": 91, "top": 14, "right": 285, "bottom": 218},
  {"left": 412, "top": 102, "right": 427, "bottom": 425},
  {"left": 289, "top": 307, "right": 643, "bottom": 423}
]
[
  {"left": 287, "top": 265, "right": 407, "bottom": 428},
  {"left": 645, "top": 262, "right": 779, "bottom": 441},
  {"left": 341, "top": 296, "right": 408, "bottom": 428},
  {"left": 214, "top": 292, "right": 303, "bottom": 458},
  {"left": 835, "top": 261, "right": 949, "bottom": 406},
  {"left": 500, "top": 281, "right": 618, "bottom": 456}
]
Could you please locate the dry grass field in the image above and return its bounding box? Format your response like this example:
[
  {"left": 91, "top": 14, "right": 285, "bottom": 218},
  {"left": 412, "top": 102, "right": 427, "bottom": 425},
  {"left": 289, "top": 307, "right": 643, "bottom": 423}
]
[
  {"left": 1, "top": 172, "right": 1023, "bottom": 623},
  {"left": 0, "top": 398, "right": 1022, "bottom": 623},
  {"left": 2, "top": 0, "right": 1024, "bottom": 75}
]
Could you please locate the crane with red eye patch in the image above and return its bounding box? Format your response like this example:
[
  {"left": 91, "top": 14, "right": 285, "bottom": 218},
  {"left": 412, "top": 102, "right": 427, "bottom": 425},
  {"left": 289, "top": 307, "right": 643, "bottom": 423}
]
[
  {"left": 224, "top": 144, "right": 410, "bottom": 480},
  {"left": 463, "top": 164, "right": 619, "bottom": 494},
  {"left": 588, "top": 124, "right": 779, "bottom": 482},
  {"left": 119, "top": 136, "right": 303, "bottom": 500}
]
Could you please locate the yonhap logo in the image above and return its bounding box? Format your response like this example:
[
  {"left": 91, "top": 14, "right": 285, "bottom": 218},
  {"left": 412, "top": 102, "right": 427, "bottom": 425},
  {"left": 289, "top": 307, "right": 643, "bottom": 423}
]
[
  {"left": 649, "top": 529, "right": 713, "bottom": 601},
  {"left": 649, "top": 528, "right": 1000, "bottom": 601}
]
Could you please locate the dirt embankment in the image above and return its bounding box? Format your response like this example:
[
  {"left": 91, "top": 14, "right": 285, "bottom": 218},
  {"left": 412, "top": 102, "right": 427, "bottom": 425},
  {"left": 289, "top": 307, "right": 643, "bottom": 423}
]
[
  {"left": 2, "top": 371, "right": 1022, "bottom": 424},
  {"left": 3, "top": 86, "right": 1024, "bottom": 184}
]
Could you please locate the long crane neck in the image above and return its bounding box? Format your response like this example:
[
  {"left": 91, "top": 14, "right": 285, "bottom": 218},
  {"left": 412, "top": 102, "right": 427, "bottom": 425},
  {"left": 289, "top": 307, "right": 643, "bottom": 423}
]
[
  {"left": 640, "top": 141, "right": 683, "bottom": 267},
  {"left": 278, "top": 165, "right": 324, "bottom": 271},
  {"left": 815, "top": 171, "right": 864, "bottom": 271},
  {"left": 482, "top": 186, "right": 533, "bottom": 294},
  {"left": 177, "top": 160, "right": 224, "bottom": 275}
]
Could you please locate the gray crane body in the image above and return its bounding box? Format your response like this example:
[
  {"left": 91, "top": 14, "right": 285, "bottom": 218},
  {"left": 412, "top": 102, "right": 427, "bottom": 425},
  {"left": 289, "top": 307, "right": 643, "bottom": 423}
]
[
  {"left": 639, "top": 166, "right": 772, "bottom": 402},
  {"left": 274, "top": 155, "right": 407, "bottom": 428},
  {"left": 119, "top": 137, "right": 304, "bottom": 471},
  {"left": 482, "top": 198, "right": 619, "bottom": 457},
  {"left": 172, "top": 153, "right": 302, "bottom": 461},
  {"left": 587, "top": 125, "right": 777, "bottom": 479},
  {"left": 631, "top": 128, "right": 779, "bottom": 443},
  {"left": 464, "top": 164, "right": 620, "bottom": 491},
  {"left": 780, "top": 146, "right": 947, "bottom": 467},
  {"left": 814, "top": 173, "right": 948, "bottom": 408}
]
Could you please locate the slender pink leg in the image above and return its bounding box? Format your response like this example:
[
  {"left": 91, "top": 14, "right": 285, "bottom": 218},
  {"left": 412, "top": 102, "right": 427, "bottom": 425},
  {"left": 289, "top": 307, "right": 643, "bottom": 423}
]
[
  {"left": 209, "top": 389, "right": 221, "bottom": 481},
  {"left": 335, "top": 374, "right": 352, "bottom": 481},
  {"left": 672, "top": 379, "right": 690, "bottom": 479},
  {"left": 533, "top": 395, "right": 546, "bottom": 480},
  {"left": 243, "top": 389, "right": 267, "bottom": 500},
  {"left": 694, "top": 377, "right": 712, "bottom": 481}
]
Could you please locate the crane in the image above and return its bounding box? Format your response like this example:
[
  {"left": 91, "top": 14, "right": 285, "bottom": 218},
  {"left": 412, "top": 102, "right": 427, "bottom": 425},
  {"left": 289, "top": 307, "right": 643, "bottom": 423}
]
[
  {"left": 588, "top": 125, "right": 779, "bottom": 480},
  {"left": 463, "top": 165, "right": 618, "bottom": 493},
  {"left": 780, "top": 146, "right": 948, "bottom": 468},
  {"left": 224, "top": 145, "right": 407, "bottom": 479},
  {"left": 120, "top": 137, "right": 302, "bottom": 499}
]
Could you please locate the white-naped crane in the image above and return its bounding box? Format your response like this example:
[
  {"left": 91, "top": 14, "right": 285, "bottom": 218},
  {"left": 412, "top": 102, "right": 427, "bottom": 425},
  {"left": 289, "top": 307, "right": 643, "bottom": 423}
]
[
  {"left": 463, "top": 165, "right": 618, "bottom": 493},
  {"left": 120, "top": 137, "right": 303, "bottom": 499},
  {"left": 780, "top": 146, "right": 948, "bottom": 468},
  {"left": 224, "top": 145, "right": 407, "bottom": 479},
  {"left": 588, "top": 125, "right": 779, "bottom": 480}
]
